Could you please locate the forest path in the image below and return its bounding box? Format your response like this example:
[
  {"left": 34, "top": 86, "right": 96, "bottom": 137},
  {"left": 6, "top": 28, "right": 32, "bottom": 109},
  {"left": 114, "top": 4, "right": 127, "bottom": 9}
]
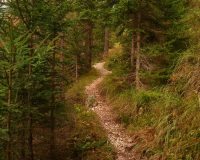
[{"left": 85, "top": 62, "right": 139, "bottom": 160}]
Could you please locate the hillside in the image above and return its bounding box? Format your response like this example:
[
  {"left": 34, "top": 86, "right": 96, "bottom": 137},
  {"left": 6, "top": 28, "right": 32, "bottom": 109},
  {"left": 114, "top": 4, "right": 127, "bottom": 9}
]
[{"left": 0, "top": 0, "right": 200, "bottom": 160}]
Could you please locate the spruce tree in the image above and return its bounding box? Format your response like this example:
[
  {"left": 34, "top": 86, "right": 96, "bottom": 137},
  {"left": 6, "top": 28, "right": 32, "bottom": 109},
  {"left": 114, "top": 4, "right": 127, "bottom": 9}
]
[{"left": 110, "top": 0, "right": 186, "bottom": 89}]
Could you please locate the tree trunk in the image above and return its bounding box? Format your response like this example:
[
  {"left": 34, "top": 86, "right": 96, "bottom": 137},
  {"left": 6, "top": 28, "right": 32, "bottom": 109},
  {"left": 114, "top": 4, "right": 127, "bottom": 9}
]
[
  {"left": 86, "top": 22, "right": 92, "bottom": 69},
  {"left": 131, "top": 14, "right": 135, "bottom": 67},
  {"left": 6, "top": 69, "right": 11, "bottom": 160},
  {"left": 6, "top": 20, "right": 14, "bottom": 160},
  {"left": 50, "top": 1, "right": 56, "bottom": 159},
  {"left": 76, "top": 51, "right": 78, "bottom": 84},
  {"left": 51, "top": 52, "right": 55, "bottom": 160},
  {"left": 136, "top": 9, "right": 141, "bottom": 91},
  {"left": 91, "top": 28, "right": 93, "bottom": 62},
  {"left": 21, "top": 90, "right": 25, "bottom": 160},
  {"left": 28, "top": 1, "right": 34, "bottom": 159},
  {"left": 60, "top": 33, "right": 65, "bottom": 100},
  {"left": 28, "top": 36, "right": 33, "bottom": 160},
  {"left": 51, "top": 31, "right": 56, "bottom": 160},
  {"left": 104, "top": 27, "right": 109, "bottom": 58},
  {"left": 21, "top": 120, "right": 25, "bottom": 160}
]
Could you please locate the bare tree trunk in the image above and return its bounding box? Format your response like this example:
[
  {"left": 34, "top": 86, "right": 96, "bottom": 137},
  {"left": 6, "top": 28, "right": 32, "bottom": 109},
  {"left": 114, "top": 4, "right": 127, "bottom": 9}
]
[
  {"left": 28, "top": 1, "right": 34, "bottom": 159},
  {"left": 50, "top": 102, "right": 55, "bottom": 160},
  {"left": 28, "top": 36, "right": 33, "bottom": 160},
  {"left": 86, "top": 22, "right": 92, "bottom": 69},
  {"left": 7, "top": 20, "right": 14, "bottom": 160},
  {"left": 51, "top": 52, "right": 55, "bottom": 160},
  {"left": 76, "top": 51, "right": 78, "bottom": 84},
  {"left": 50, "top": 1, "right": 56, "bottom": 158},
  {"left": 51, "top": 31, "right": 56, "bottom": 160},
  {"left": 136, "top": 9, "right": 141, "bottom": 91},
  {"left": 21, "top": 122, "right": 25, "bottom": 160},
  {"left": 91, "top": 28, "right": 93, "bottom": 62},
  {"left": 60, "top": 33, "right": 65, "bottom": 99},
  {"left": 104, "top": 27, "right": 109, "bottom": 58},
  {"left": 21, "top": 90, "right": 25, "bottom": 160},
  {"left": 131, "top": 14, "right": 135, "bottom": 67},
  {"left": 74, "top": 14, "right": 78, "bottom": 84},
  {"left": 6, "top": 69, "right": 11, "bottom": 160}
]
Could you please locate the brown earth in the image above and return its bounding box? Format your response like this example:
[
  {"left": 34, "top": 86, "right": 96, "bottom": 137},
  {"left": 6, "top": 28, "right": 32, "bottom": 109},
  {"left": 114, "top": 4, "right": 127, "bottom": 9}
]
[{"left": 85, "top": 62, "right": 139, "bottom": 160}]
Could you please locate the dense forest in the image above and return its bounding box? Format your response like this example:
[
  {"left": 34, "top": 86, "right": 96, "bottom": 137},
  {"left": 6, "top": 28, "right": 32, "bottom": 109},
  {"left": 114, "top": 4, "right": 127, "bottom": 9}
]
[{"left": 0, "top": 0, "right": 200, "bottom": 159}]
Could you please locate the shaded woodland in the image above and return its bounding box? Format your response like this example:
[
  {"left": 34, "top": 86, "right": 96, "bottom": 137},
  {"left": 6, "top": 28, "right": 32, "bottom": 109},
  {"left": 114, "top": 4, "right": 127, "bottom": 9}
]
[{"left": 0, "top": 0, "right": 200, "bottom": 159}]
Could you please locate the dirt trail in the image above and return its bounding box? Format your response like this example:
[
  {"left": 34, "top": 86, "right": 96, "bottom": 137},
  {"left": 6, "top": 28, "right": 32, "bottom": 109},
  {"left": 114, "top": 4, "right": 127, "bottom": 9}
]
[{"left": 85, "top": 62, "right": 139, "bottom": 160}]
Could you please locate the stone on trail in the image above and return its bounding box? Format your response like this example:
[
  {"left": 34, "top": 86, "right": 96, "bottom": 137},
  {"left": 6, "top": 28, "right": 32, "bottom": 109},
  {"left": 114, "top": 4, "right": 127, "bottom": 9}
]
[{"left": 85, "top": 94, "right": 98, "bottom": 107}]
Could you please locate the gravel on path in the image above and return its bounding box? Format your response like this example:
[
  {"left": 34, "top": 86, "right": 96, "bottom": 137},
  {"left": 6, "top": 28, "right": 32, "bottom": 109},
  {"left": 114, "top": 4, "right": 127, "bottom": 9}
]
[{"left": 85, "top": 62, "right": 139, "bottom": 160}]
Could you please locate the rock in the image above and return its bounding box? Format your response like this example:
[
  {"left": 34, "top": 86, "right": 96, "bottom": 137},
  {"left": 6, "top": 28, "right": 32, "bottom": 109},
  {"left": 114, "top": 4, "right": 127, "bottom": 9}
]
[
  {"left": 125, "top": 143, "right": 135, "bottom": 151},
  {"left": 85, "top": 94, "right": 98, "bottom": 107},
  {"left": 127, "top": 138, "right": 133, "bottom": 143}
]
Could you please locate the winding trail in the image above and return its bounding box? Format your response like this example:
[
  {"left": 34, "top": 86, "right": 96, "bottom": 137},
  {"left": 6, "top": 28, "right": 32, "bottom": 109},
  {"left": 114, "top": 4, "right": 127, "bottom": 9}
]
[{"left": 85, "top": 62, "right": 139, "bottom": 160}]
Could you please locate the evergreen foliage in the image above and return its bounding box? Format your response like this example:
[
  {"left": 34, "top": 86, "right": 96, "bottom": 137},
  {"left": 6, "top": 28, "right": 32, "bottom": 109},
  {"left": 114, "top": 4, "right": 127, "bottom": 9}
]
[
  {"left": 1, "top": 0, "right": 200, "bottom": 159},
  {"left": 0, "top": 0, "right": 110, "bottom": 159}
]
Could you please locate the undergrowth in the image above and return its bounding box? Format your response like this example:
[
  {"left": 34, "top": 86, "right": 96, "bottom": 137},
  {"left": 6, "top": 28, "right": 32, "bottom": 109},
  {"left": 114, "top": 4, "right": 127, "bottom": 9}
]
[
  {"left": 98, "top": 44, "right": 200, "bottom": 159},
  {"left": 65, "top": 68, "right": 114, "bottom": 160}
]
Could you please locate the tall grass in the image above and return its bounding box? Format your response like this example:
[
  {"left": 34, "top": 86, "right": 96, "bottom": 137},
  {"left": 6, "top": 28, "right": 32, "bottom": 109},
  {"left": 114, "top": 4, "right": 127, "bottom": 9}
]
[{"left": 99, "top": 44, "right": 200, "bottom": 159}]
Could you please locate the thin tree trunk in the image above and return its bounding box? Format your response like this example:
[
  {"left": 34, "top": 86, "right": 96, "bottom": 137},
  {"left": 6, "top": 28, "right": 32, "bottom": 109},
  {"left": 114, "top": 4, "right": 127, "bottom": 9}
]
[
  {"left": 131, "top": 14, "right": 135, "bottom": 67},
  {"left": 76, "top": 51, "right": 78, "bottom": 84},
  {"left": 21, "top": 122, "right": 25, "bottom": 160},
  {"left": 28, "top": 36, "right": 33, "bottom": 160},
  {"left": 28, "top": 1, "right": 34, "bottom": 159},
  {"left": 60, "top": 33, "right": 65, "bottom": 99},
  {"left": 51, "top": 29, "right": 56, "bottom": 160},
  {"left": 50, "top": 101, "right": 55, "bottom": 160},
  {"left": 136, "top": 9, "right": 141, "bottom": 91},
  {"left": 91, "top": 28, "right": 93, "bottom": 62},
  {"left": 6, "top": 20, "right": 14, "bottom": 160},
  {"left": 86, "top": 22, "right": 92, "bottom": 69},
  {"left": 6, "top": 69, "right": 11, "bottom": 160},
  {"left": 50, "top": 1, "right": 56, "bottom": 158},
  {"left": 51, "top": 48, "right": 55, "bottom": 160},
  {"left": 104, "top": 27, "right": 109, "bottom": 58},
  {"left": 21, "top": 90, "right": 25, "bottom": 160}
]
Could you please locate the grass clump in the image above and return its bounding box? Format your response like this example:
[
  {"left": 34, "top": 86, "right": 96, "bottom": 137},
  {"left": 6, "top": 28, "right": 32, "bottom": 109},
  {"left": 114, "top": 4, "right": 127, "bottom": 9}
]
[{"left": 64, "top": 68, "right": 114, "bottom": 160}]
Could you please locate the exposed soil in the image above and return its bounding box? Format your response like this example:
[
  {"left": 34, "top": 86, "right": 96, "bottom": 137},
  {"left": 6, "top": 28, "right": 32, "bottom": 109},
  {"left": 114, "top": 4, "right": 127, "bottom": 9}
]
[{"left": 85, "top": 62, "right": 139, "bottom": 160}]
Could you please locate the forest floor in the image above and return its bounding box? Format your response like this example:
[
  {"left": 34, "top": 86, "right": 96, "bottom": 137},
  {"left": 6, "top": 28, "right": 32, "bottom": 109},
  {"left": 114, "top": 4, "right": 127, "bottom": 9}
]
[{"left": 85, "top": 62, "right": 139, "bottom": 160}]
